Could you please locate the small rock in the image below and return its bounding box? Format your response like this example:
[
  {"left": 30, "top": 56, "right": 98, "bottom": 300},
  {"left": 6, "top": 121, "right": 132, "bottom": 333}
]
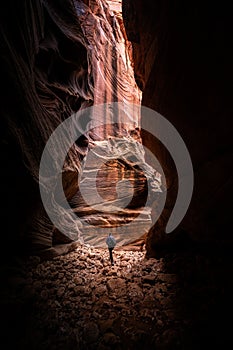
[
  {"left": 40, "top": 289, "right": 48, "bottom": 300},
  {"left": 102, "top": 332, "right": 119, "bottom": 345},
  {"left": 107, "top": 278, "right": 126, "bottom": 295},
  {"left": 74, "top": 276, "right": 83, "bottom": 285},
  {"left": 128, "top": 283, "right": 144, "bottom": 300},
  {"left": 57, "top": 287, "right": 66, "bottom": 297},
  {"left": 93, "top": 311, "right": 100, "bottom": 319},
  {"left": 83, "top": 322, "right": 99, "bottom": 343},
  {"left": 95, "top": 284, "right": 107, "bottom": 296},
  {"left": 157, "top": 319, "right": 163, "bottom": 327},
  {"left": 74, "top": 285, "right": 91, "bottom": 296},
  {"left": 142, "top": 274, "right": 156, "bottom": 284}
]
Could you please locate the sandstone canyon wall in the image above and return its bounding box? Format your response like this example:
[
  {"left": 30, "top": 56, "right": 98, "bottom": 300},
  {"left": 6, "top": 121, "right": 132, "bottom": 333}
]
[
  {"left": 0, "top": 0, "right": 162, "bottom": 257},
  {"left": 123, "top": 0, "right": 233, "bottom": 256}
]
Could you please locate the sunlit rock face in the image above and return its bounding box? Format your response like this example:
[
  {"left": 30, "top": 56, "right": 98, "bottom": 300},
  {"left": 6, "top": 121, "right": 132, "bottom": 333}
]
[
  {"left": 0, "top": 0, "right": 162, "bottom": 254},
  {"left": 58, "top": 0, "right": 163, "bottom": 247},
  {"left": 72, "top": 137, "right": 161, "bottom": 246},
  {"left": 123, "top": 0, "right": 233, "bottom": 255}
]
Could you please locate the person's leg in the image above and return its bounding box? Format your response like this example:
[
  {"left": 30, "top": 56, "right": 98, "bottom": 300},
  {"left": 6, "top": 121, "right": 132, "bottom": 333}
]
[
  {"left": 109, "top": 248, "right": 114, "bottom": 265},
  {"left": 108, "top": 248, "right": 112, "bottom": 262}
]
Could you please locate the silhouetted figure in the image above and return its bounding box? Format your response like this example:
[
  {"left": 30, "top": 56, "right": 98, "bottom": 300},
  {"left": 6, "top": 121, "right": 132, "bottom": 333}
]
[{"left": 106, "top": 233, "right": 116, "bottom": 265}]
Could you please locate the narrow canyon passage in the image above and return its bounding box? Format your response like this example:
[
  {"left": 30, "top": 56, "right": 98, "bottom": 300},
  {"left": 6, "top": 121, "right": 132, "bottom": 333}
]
[
  {"left": 35, "top": 0, "right": 163, "bottom": 251},
  {"left": 64, "top": 0, "right": 162, "bottom": 248},
  {"left": 1, "top": 0, "right": 233, "bottom": 349}
]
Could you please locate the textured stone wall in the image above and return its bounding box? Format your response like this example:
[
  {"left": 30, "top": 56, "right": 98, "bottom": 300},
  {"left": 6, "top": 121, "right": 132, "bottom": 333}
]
[
  {"left": 123, "top": 0, "right": 233, "bottom": 256},
  {"left": 0, "top": 0, "right": 162, "bottom": 255}
]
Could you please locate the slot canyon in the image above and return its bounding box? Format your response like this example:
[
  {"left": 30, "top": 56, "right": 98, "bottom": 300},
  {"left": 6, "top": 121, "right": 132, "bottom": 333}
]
[{"left": 0, "top": 0, "right": 232, "bottom": 349}]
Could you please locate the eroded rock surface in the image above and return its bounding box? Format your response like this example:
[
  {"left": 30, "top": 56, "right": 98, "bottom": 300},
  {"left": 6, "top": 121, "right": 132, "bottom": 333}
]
[
  {"left": 0, "top": 0, "right": 161, "bottom": 254},
  {"left": 73, "top": 137, "right": 162, "bottom": 246}
]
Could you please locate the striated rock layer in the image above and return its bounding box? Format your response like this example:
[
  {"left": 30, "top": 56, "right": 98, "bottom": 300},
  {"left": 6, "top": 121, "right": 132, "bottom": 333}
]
[
  {"left": 0, "top": 0, "right": 162, "bottom": 255},
  {"left": 66, "top": 0, "right": 162, "bottom": 247},
  {"left": 73, "top": 137, "right": 161, "bottom": 246}
]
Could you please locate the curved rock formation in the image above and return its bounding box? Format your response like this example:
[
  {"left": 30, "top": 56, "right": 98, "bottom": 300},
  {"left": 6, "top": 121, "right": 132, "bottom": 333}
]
[
  {"left": 73, "top": 136, "right": 161, "bottom": 246},
  {"left": 0, "top": 0, "right": 162, "bottom": 256}
]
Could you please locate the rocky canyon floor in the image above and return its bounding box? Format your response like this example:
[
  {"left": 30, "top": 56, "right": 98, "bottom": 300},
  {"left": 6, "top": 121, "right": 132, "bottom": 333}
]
[{"left": 1, "top": 243, "right": 233, "bottom": 349}]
